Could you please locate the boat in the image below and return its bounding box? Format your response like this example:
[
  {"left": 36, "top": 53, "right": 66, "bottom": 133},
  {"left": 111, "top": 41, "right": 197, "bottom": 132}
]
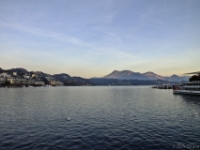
[{"left": 173, "top": 71, "right": 200, "bottom": 95}]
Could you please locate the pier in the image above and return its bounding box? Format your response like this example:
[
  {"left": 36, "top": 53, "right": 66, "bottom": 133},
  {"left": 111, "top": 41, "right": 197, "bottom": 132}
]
[{"left": 152, "top": 84, "right": 172, "bottom": 89}]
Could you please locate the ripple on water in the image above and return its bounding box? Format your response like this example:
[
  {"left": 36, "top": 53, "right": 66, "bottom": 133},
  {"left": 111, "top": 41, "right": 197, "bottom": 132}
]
[{"left": 0, "top": 87, "right": 200, "bottom": 149}]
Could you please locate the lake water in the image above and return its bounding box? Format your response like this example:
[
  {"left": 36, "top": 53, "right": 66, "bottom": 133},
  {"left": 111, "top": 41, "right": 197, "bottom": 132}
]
[{"left": 0, "top": 86, "right": 200, "bottom": 150}]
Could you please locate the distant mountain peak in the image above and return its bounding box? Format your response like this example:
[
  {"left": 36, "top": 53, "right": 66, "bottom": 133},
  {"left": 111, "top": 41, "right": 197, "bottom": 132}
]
[
  {"left": 104, "top": 70, "right": 145, "bottom": 80},
  {"left": 144, "top": 71, "right": 155, "bottom": 74},
  {"left": 142, "top": 71, "right": 165, "bottom": 80},
  {"left": 103, "top": 70, "right": 189, "bottom": 81},
  {"left": 112, "top": 70, "right": 119, "bottom": 73},
  {"left": 171, "top": 74, "right": 178, "bottom": 77}
]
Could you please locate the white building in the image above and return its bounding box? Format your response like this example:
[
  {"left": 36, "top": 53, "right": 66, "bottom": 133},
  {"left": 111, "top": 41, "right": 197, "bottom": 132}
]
[
  {"left": 50, "top": 80, "right": 63, "bottom": 86},
  {"left": 0, "top": 73, "right": 11, "bottom": 78},
  {"left": 7, "top": 77, "right": 28, "bottom": 85},
  {"left": 23, "top": 75, "right": 30, "bottom": 79},
  {"left": 13, "top": 72, "right": 18, "bottom": 76},
  {"left": 28, "top": 79, "right": 45, "bottom": 86},
  {"left": 34, "top": 80, "right": 45, "bottom": 86}
]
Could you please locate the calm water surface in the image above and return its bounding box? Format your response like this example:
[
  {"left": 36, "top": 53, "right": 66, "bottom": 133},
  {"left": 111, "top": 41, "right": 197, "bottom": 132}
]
[{"left": 0, "top": 86, "right": 200, "bottom": 150}]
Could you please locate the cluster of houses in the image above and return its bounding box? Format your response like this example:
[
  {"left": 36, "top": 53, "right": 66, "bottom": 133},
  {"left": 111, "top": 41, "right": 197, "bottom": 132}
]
[{"left": 0, "top": 71, "right": 63, "bottom": 87}]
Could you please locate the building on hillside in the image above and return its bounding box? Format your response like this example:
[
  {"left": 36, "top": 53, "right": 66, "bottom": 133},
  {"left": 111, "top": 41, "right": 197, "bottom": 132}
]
[
  {"left": 45, "top": 77, "right": 53, "bottom": 81},
  {"left": 13, "top": 72, "right": 18, "bottom": 76},
  {"left": 45, "top": 77, "right": 63, "bottom": 86},
  {"left": 7, "top": 77, "right": 28, "bottom": 85},
  {"left": 34, "top": 80, "right": 45, "bottom": 86},
  {"left": 23, "top": 74, "right": 30, "bottom": 79},
  {"left": 0, "top": 78, "right": 6, "bottom": 85},
  {"left": 28, "top": 79, "right": 45, "bottom": 86},
  {"left": 32, "top": 74, "right": 36, "bottom": 78},
  {"left": 0, "top": 73, "right": 11, "bottom": 78},
  {"left": 50, "top": 80, "right": 63, "bottom": 86}
]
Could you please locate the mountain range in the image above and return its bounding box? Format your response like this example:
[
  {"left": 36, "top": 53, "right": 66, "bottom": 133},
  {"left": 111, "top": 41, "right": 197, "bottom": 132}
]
[
  {"left": 0, "top": 68, "right": 190, "bottom": 85},
  {"left": 104, "top": 70, "right": 189, "bottom": 82}
]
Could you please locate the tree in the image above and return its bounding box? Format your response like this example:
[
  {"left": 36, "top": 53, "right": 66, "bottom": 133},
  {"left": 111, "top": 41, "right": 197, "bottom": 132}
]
[
  {"left": 5, "top": 80, "right": 11, "bottom": 85},
  {"left": 189, "top": 75, "right": 200, "bottom": 81},
  {"left": 0, "top": 68, "right": 3, "bottom": 74}
]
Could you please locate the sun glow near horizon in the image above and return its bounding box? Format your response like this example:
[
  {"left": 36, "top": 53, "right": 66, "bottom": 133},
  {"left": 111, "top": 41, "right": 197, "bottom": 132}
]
[{"left": 0, "top": 0, "right": 200, "bottom": 78}]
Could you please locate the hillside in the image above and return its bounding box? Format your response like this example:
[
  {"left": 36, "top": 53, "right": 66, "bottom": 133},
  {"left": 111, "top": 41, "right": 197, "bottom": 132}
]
[{"left": 104, "top": 70, "right": 189, "bottom": 82}]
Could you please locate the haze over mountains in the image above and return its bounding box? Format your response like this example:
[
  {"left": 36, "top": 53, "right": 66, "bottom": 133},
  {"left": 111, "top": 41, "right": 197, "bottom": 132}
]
[
  {"left": 0, "top": 68, "right": 189, "bottom": 85},
  {"left": 104, "top": 70, "right": 189, "bottom": 82}
]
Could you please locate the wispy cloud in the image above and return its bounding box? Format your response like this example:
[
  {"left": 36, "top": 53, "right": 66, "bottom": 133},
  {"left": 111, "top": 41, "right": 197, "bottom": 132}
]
[
  {"left": 0, "top": 0, "right": 199, "bottom": 77},
  {"left": 0, "top": 20, "right": 92, "bottom": 47}
]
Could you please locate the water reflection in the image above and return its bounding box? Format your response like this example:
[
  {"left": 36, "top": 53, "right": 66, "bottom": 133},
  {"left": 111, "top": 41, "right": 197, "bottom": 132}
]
[
  {"left": 176, "top": 94, "right": 200, "bottom": 107},
  {"left": 0, "top": 87, "right": 200, "bottom": 150}
]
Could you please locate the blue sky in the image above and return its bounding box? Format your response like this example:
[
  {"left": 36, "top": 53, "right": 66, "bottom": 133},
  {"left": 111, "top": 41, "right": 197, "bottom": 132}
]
[{"left": 0, "top": 0, "right": 200, "bottom": 78}]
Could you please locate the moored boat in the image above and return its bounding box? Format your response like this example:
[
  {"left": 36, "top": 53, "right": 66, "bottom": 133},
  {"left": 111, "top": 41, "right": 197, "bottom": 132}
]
[{"left": 173, "top": 71, "right": 200, "bottom": 96}]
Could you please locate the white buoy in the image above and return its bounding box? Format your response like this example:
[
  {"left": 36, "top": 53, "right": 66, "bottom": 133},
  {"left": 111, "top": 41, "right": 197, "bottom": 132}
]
[{"left": 67, "top": 117, "right": 71, "bottom": 121}]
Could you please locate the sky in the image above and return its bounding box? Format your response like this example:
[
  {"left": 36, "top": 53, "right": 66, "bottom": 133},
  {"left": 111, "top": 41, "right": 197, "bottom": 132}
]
[{"left": 0, "top": 0, "right": 200, "bottom": 78}]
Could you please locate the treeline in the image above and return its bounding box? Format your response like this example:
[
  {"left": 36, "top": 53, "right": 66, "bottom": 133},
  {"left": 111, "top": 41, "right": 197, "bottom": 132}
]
[
  {"left": 90, "top": 78, "right": 166, "bottom": 85},
  {"left": 189, "top": 74, "right": 200, "bottom": 81},
  {"left": 0, "top": 68, "right": 3, "bottom": 74},
  {"left": 63, "top": 77, "right": 93, "bottom": 86},
  {"left": 0, "top": 68, "right": 27, "bottom": 75}
]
